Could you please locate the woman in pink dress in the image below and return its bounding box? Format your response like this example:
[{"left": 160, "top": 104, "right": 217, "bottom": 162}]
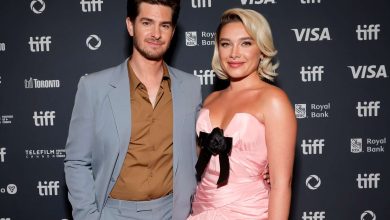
[{"left": 188, "top": 8, "right": 297, "bottom": 220}]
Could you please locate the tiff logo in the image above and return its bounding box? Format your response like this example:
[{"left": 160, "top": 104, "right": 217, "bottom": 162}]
[
  {"left": 29, "top": 36, "right": 51, "bottom": 52},
  {"left": 291, "top": 28, "right": 331, "bottom": 41},
  {"left": 241, "top": 0, "right": 276, "bottom": 5},
  {"left": 192, "top": 0, "right": 211, "bottom": 8},
  {"left": 80, "top": 0, "right": 103, "bottom": 12},
  {"left": 301, "top": 139, "right": 324, "bottom": 155},
  {"left": 37, "top": 181, "right": 59, "bottom": 196},
  {"left": 357, "top": 173, "right": 380, "bottom": 189},
  {"left": 356, "top": 101, "right": 380, "bottom": 117},
  {"left": 33, "top": 111, "right": 55, "bottom": 126},
  {"left": 0, "top": 148, "right": 6, "bottom": 162},
  {"left": 302, "top": 211, "right": 326, "bottom": 220},
  {"left": 0, "top": 43, "right": 5, "bottom": 51},
  {"left": 348, "top": 65, "right": 387, "bottom": 79},
  {"left": 300, "top": 0, "right": 321, "bottom": 3},
  {"left": 300, "top": 66, "right": 324, "bottom": 82},
  {"left": 194, "top": 69, "right": 215, "bottom": 85},
  {"left": 356, "top": 24, "right": 380, "bottom": 41}
]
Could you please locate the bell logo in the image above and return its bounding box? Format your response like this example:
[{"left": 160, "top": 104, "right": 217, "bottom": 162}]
[
  {"left": 356, "top": 24, "right": 380, "bottom": 40},
  {"left": 357, "top": 173, "right": 380, "bottom": 189},
  {"left": 30, "top": 0, "right": 45, "bottom": 14},
  {"left": 348, "top": 65, "right": 387, "bottom": 79},
  {"left": 356, "top": 101, "right": 380, "bottom": 117},
  {"left": 28, "top": 36, "right": 51, "bottom": 52},
  {"left": 301, "top": 139, "right": 324, "bottom": 155},
  {"left": 191, "top": 0, "right": 212, "bottom": 8},
  {"left": 80, "top": 0, "right": 103, "bottom": 12},
  {"left": 291, "top": 28, "right": 331, "bottom": 42},
  {"left": 305, "top": 175, "right": 321, "bottom": 190},
  {"left": 86, "top": 35, "right": 102, "bottom": 50},
  {"left": 300, "top": 66, "right": 324, "bottom": 82},
  {"left": 241, "top": 0, "right": 276, "bottom": 5},
  {"left": 33, "top": 111, "right": 55, "bottom": 126},
  {"left": 0, "top": 147, "right": 6, "bottom": 162},
  {"left": 361, "top": 210, "right": 376, "bottom": 220},
  {"left": 37, "top": 181, "right": 60, "bottom": 196},
  {"left": 302, "top": 211, "right": 326, "bottom": 220}
]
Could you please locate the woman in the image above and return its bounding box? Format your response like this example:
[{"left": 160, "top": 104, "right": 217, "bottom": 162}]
[{"left": 188, "top": 8, "right": 297, "bottom": 220}]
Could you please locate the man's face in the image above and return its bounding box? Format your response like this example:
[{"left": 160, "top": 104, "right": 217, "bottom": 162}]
[{"left": 127, "top": 3, "right": 175, "bottom": 61}]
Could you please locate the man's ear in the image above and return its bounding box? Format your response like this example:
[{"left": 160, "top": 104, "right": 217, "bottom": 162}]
[{"left": 126, "top": 17, "right": 134, "bottom": 37}]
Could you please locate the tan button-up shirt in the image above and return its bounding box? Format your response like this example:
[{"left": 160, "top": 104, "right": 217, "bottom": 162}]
[{"left": 110, "top": 61, "right": 173, "bottom": 200}]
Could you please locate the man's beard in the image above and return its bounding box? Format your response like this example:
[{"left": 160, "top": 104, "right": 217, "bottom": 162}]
[{"left": 133, "top": 35, "right": 169, "bottom": 61}]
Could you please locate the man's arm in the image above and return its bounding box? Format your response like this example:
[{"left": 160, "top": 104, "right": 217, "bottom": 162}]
[{"left": 64, "top": 76, "right": 100, "bottom": 220}]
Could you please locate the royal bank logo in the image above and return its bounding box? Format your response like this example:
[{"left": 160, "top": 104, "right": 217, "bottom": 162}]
[
  {"left": 37, "top": 181, "right": 60, "bottom": 196},
  {"left": 30, "top": 0, "right": 45, "bottom": 14},
  {"left": 194, "top": 69, "right": 215, "bottom": 85},
  {"left": 86, "top": 34, "right": 101, "bottom": 50},
  {"left": 24, "top": 77, "right": 61, "bottom": 89},
  {"left": 28, "top": 36, "right": 51, "bottom": 52},
  {"left": 300, "top": 0, "right": 322, "bottom": 4},
  {"left": 33, "top": 111, "right": 55, "bottom": 126},
  {"left": 302, "top": 211, "right": 326, "bottom": 220},
  {"left": 300, "top": 66, "right": 324, "bottom": 82},
  {"left": 357, "top": 173, "right": 380, "bottom": 189},
  {"left": 241, "top": 0, "right": 276, "bottom": 5},
  {"left": 185, "top": 32, "right": 197, "bottom": 46},
  {"left": 0, "top": 147, "right": 6, "bottom": 162},
  {"left": 0, "top": 115, "right": 13, "bottom": 125},
  {"left": 356, "top": 24, "right": 380, "bottom": 41},
  {"left": 0, "top": 184, "right": 18, "bottom": 194},
  {"left": 80, "top": 0, "right": 103, "bottom": 12},
  {"left": 348, "top": 65, "right": 387, "bottom": 79},
  {"left": 306, "top": 175, "right": 321, "bottom": 190},
  {"left": 356, "top": 101, "right": 380, "bottom": 117},
  {"left": 191, "top": 0, "right": 212, "bottom": 8},
  {"left": 351, "top": 137, "right": 385, "bottom": 153},
  {"left": 295, "top": 103, "right": 330, "bottom": 119},
  {"left": 291, "top": 28, "right": 331, "bottom": 42},
  {"left": 25, "top": 149, "right": 66, "bottom": 159},
  {"left": 361, "top": 210, "right": 376, "bottom": 220},
  {"left": 0, "top": 42, "right": 5, "bottom": 51},
  {"left": 185, "top": 31, "right": 215, "bottom": 46},
  {"left": 301, "top": 139, "right": 324, "bottom": 155}
]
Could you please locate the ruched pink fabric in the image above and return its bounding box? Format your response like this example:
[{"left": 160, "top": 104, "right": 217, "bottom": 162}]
[{"left": 188, "top": 108, "right": 269, "bottom": 220}]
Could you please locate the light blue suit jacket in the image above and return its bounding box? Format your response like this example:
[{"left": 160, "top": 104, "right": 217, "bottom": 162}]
[{"left": 64, "top": 59, "right": 202, "bottom": 220}]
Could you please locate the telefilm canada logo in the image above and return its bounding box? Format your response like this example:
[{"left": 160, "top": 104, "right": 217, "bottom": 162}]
[
  {"left": 305, "top": 175, "right": 321, "bottom": 190},
  {"left": 86, "top": 34, "right": 102, "bottom": 50},
  {"left": 25, "top": 148, "right": 66, "bottom": 159},
  {"left": 241, "top": 0, "right": 276, "bottom": 5},
  {"left": 30, "top": 0, "right": 45, "bottom": 14},
  {"left": 24, "top": 77, "right": 61, "bottom": 89},
  {"left": 361, "top": 210, "right": 376, "bottom": 220},
  {"left": 185, "top": 31, "right": 215, "bottom": 46},
  {"left": 0, "top": 115, "right": 14, "bottom": 125},
  {"left": 191, "top": 0, "right": 212, "bottom": 8},
  {"left": 351, "top": 138, "right": 385, "bottom": 153},
  {"left": 302, "top": 211, "right": 326, "bottom": 220},
  {"left": 0, "top": 184, "right": 18, "bottom": 194},
  {"left": 193, "top": 69, "right": 215, "bottom": 85},
  {"left": 295, "top": 103, "right": 330, "bottom": 119}
]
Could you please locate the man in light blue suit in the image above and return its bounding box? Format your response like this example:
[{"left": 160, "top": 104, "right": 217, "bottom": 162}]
[{"left": 64, "top": 0, "right": 201, "bottom": 219}]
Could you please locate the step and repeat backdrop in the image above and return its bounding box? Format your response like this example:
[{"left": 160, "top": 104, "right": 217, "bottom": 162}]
[{"left": 0, "top": 0, "right": 389, "bottom": 219}]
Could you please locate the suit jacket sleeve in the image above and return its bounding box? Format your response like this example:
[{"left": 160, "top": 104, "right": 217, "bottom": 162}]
[{"left": 64, "top": 76, "right": 100, "bottom": 220}]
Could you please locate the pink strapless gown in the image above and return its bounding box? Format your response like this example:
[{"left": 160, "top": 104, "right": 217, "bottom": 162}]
[{"left": 188, "top": 108, "right": 269, "bottom": 220}]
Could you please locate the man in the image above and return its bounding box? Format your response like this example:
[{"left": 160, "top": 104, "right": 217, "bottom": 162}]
[{"left": 64, "top": 0, "right": 201, "bottom": 219}]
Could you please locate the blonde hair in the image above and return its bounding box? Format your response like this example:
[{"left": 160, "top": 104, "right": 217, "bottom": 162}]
[{"left": 212, "top": 8, "right": 279, "bottom": 81}]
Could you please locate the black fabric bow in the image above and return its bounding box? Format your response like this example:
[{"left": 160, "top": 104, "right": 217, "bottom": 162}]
[{"left": 195, "top": 127, "right": 233, "bottom": 187}]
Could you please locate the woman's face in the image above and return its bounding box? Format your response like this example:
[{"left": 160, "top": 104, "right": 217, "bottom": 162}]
[{"left": 218, "top": 21, "right": 262, "bottom": 80}]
